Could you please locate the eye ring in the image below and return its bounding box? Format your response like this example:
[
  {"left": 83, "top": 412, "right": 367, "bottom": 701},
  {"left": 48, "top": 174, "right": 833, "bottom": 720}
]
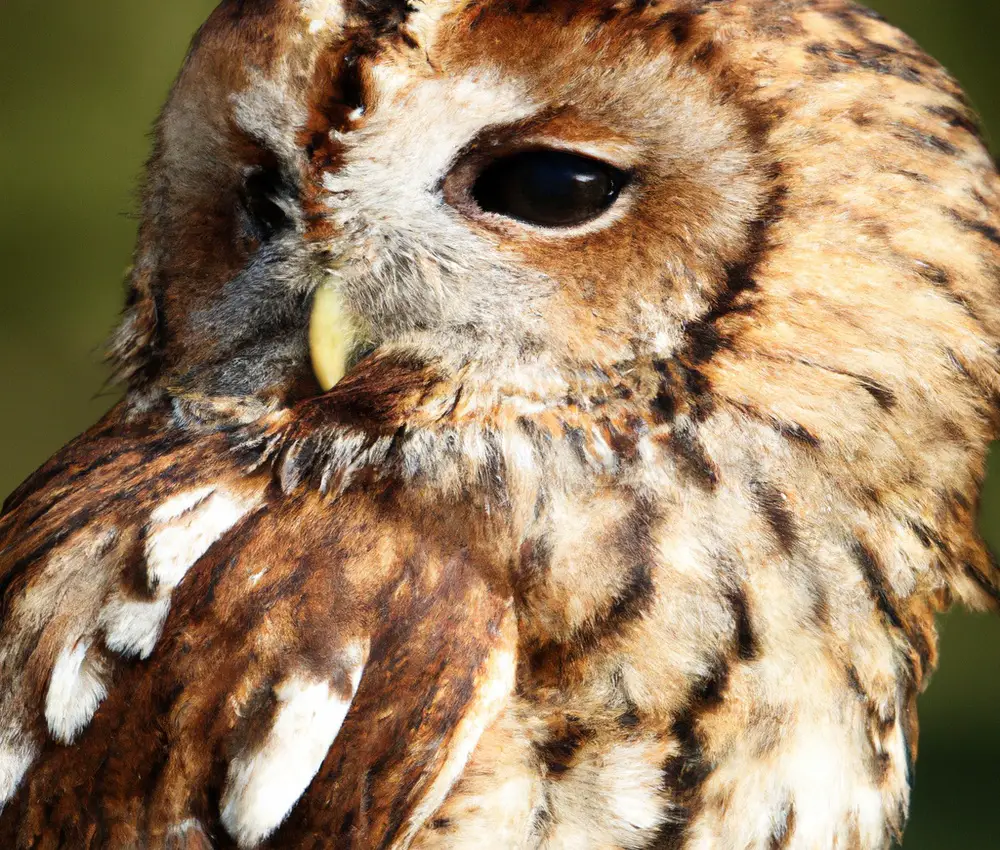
[{"left": 462, "top": 149, "right": 631, "bottom": 229}]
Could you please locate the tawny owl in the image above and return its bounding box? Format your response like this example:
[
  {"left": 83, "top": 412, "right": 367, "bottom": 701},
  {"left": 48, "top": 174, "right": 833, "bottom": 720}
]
[{"left": 1, "top": 0, "right": 998, "bottom": 847}]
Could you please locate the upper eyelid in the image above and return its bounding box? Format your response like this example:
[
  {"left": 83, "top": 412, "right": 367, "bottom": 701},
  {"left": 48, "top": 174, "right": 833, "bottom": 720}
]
[
  {"left": 457, "top": 135, "right": 640, "bottom": 174},
  {"left": 444, "top": 103, "right": 642, "bottom": 172},
  {"left": 439, "top": 135, "right": 639, "bottom": 202}
]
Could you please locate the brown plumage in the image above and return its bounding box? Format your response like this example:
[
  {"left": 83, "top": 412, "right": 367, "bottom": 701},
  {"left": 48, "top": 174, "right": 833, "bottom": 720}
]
[{"left": 1, "top": 1, "right": 999, "bottom": 848}]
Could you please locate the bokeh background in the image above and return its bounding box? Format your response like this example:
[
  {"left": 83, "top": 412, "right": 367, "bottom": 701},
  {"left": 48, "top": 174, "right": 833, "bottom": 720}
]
[{"left": 0, "top": 1, "right": 997, "bottom": 846}]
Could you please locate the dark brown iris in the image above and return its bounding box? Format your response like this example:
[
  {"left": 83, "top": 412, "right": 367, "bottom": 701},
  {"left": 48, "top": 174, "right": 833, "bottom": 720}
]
[{"left": 471, "top": 149, "right": 629, "bottom": 228}]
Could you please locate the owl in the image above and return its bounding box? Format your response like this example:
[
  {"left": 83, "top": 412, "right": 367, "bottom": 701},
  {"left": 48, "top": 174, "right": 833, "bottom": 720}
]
[{"left": 1, "top": 0, "right": 998, "bottom": 848}]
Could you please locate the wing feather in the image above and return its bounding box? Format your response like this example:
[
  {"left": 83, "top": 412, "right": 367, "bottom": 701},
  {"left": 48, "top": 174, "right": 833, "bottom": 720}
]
[{"left": 0, "top": 407, "right": 516, "bottom": 849}]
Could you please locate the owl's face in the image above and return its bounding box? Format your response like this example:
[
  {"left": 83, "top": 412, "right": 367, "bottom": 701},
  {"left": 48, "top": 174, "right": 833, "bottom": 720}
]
[{"left": 121, "top": 0, "right": 768, "bottom": 408}]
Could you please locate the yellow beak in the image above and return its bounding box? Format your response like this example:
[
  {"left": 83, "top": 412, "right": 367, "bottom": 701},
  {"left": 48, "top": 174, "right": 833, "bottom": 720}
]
[{"left": 309, "top": 282, "right": 359, "bottom": 391}]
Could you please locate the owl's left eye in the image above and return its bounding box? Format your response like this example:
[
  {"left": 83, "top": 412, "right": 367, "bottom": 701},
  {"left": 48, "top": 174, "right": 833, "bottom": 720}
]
[{"left": 470, "top": 150, "right": 630, "bottom": 228}]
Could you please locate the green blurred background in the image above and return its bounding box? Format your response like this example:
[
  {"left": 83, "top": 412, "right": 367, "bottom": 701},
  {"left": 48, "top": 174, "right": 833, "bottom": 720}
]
[{"left": 0, "top": 1, "right": 996, "bottom": 846}]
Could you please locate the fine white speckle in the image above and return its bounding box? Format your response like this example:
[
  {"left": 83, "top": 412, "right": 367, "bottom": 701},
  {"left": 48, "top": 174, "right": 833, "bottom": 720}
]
[
  {"left": 299, "top": 0, "right": 346, "bottom": 33},
  {"left": 100, "top": 595, "right": 172, "bottom": 660},
  {"left": 220, "top": 643, "right": 367, "bottom": 848},
  {"left": 0, "top": 739, "right": 37, "bottom": 810},
  {"left": 146, "top": 488, "right": 257, "bottom": 594},
  {"left": 97, "top": 487, "right": 260, "bottom": 661},
  {"left": 45, "top": 638, "right": 108, "bottom": 744}
]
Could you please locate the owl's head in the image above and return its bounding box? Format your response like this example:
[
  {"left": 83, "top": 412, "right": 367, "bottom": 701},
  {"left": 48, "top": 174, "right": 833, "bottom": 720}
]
[{"left": 113, "top": 0, "right": 774, "bottom": 411}]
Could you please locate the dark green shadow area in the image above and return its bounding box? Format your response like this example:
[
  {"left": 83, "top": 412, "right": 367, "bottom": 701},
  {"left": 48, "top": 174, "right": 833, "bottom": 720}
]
[
  {"left": 0, "top": 1, "right": 996, "bottom": 847},
  {"left": 901, "top": 445, "right": 999, "bottom": 850},
  {"left": 869, "top": 3, "right": 1000, "bottom": 847}
]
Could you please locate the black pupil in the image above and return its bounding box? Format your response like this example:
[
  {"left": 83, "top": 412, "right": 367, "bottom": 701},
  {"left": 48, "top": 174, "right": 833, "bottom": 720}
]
[
  {"left": 471, "top": 150, "right": 627, "bottom": 227},
  {"left": 242, "top": 167, "right": 293, "bottom": 242}
]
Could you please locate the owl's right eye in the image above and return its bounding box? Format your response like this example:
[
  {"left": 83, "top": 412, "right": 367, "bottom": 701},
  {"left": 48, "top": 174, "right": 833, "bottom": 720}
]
[
  {"left": 470, "top": 150, "right": 630, "bottom": 228},
  {"left": 240, "top": 166, "right": 295, "bottom": 243}
]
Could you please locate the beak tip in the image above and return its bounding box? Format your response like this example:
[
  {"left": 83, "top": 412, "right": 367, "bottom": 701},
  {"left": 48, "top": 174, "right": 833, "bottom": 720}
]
[{"left": 309, "top": 283, "right": 355, "bottom": 392}]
